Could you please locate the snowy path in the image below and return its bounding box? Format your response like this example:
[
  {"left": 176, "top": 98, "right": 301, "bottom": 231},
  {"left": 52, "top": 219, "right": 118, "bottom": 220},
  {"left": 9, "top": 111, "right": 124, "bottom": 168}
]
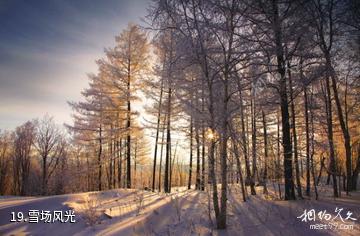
[{"left": 0, "top": 192, "right": 91, "bottom": 236}]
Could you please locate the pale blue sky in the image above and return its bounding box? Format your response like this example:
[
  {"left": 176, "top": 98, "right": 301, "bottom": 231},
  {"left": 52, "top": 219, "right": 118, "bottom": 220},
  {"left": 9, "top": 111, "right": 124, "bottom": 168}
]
[{"left": 0, "top": 0, "right": 150, "bottom": 130}]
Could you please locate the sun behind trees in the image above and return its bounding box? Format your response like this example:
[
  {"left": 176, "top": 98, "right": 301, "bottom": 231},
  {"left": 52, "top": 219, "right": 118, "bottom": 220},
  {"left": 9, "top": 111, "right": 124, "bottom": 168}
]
[{"left": 146, "top": 0, "right": 359, "bottom": 229}]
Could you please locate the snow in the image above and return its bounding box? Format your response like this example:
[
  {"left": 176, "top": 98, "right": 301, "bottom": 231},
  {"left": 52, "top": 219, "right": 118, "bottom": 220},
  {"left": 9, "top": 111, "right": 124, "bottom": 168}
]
[{"left": 0, "top": 186, "right": 359, "bottom": 235}]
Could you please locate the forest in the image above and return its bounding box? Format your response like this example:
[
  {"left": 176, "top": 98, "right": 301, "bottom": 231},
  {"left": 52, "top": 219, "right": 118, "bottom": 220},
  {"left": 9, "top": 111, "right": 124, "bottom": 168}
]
[{"left": 0, "top": 0, "right": 359, "bottom": 235}]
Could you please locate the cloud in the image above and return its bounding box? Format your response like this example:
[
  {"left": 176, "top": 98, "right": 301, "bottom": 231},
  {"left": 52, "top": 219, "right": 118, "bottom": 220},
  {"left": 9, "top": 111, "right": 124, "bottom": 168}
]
[{"left": 0, "top": 0, "right": 150, "bottom": 130}]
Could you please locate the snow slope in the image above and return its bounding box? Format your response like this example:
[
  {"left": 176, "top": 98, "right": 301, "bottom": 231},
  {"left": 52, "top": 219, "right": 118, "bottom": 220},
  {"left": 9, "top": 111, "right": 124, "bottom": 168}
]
[{"left": 0, "top": 186, "right": 359, "bottom": 236}]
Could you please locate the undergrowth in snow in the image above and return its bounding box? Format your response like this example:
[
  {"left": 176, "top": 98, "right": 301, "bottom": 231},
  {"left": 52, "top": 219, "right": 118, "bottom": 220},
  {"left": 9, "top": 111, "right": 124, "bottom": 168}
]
[{"left": 0, "top": 185, "right": 359, "bottom": 236}]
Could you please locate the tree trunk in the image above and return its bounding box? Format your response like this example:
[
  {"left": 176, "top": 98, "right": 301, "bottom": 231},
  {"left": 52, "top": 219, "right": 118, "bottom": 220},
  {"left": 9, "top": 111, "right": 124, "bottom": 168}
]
[
  {"left": 317, "top": 157, "right": 325, "bottom": 186},
  {"left": 195, "top": 125, "right": 201, "bottom": 190},
  {"left": 262, "top": 111, "right": 268, "bottom": 195},
  {"left": 324, "top": 76, "right": 339, "bottom": 197},
  {"left": 328, "top": 57, "right": 352, "bottom": 193},
  {"left": 201, "top": 88, "right": 206, "bottom": 191},
  {"left": 217, "top": 65, "right": 230, "bottom": 229},
  {"left": 309, "top": 89, "right": 318, "bottom": 199},
  {"left": 208, "top": 139, "right": 219, "bottom": 220},
  {"left": 170, "top": 142, "right": 177, "bottom": 188},
  {"left": 126, "top": 69, "right": 132, "bottom": 189},
  {"left": 109, "top": 127, "right": 113, "bottom": 189},
  {"left": 288, "top": 64, "right": 302, "bottom": 198},
  {"left": 314, "top": 0, "right": 351, "bottom": 192},
  {"left": 112, "top": 138, "right": 116, "bottom": 188},
  {"left": 152, "top": 80, "right": 164, "bottom": 191},
  {"left": 158, "top": 115, "right": 166, "bottom": 192},
  {"left": 251, "top": 90, "right": 257, "bottom": 187},
  {"left": 277, "top": 110, "right": 282, "bottom": 199},
  {"left": 272, "top": 0, "right": 295, "bottom": 200},
  {"left": 239, "top": 86, "right": 256, "bottom": 195},
  {"left": 218, "top": 122, "right": 228, "bottom": 229},
  {"left": 42, "top": 155, "right": 47, "bottom": 195},
  {"left": 280, "top": 78, "right": 295, "bottom": 200},
  {"left": 98, "top": 125, "right": 102, "bottom": 191},
  {"left": 188, "top": 118, "right": 193, "bottom": 190},
  {"left": 232, "top": 139, "right": 246, "bottom": 202},
  {"left": 201, "top": 125, "right": 205, "bottom": 191},
  {"left": 304, "top": 87, "right": 311, "bottom": 196},
  {"left": 164, "top": 86, "right": 172, "bottom": 193},
  {"left": 118, "top": 138, "right": 122, "bottom": 188}
]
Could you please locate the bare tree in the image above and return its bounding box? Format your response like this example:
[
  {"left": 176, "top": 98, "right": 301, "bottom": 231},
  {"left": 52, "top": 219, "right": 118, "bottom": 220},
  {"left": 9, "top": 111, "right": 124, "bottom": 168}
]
[
  {"left": 35, "top": 115, "right": 66, "bottom": 195},
  {"left": 13, "top": 121, "right": 36, "bottom": 196}
]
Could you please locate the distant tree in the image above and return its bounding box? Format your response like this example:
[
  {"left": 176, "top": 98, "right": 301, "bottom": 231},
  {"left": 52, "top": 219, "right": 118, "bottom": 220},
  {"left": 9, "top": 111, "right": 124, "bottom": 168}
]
[
  {"left": 0, "top": 131, "right": 12, "bottom": 195},
  {"left": 35, "top": 115, "right": 66, "bottom": 195},
  {"left": 12, "top": 121, "right": 36, "bottom": 195}
]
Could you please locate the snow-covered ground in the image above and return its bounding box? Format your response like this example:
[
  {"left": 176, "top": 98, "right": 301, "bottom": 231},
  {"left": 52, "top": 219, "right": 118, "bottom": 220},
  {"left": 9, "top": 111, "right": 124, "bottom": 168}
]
[{"left": 0, "top": 185, "right": 359, "bottom": 236}]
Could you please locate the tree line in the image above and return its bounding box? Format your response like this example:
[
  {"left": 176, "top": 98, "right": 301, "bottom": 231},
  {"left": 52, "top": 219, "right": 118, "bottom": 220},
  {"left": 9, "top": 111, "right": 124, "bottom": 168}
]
[
  {"left": 0, "top": 116, "right": 67, "bottom": 195},
  {"left": 146, "top": 0, "right": 359, "bottom": 229}
]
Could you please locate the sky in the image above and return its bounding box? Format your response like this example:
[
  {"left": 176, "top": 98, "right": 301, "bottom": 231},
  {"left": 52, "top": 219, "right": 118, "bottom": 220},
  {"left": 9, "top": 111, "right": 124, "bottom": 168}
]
[{"left": 0, "top": 0, "right": 150, "bottom": 130}]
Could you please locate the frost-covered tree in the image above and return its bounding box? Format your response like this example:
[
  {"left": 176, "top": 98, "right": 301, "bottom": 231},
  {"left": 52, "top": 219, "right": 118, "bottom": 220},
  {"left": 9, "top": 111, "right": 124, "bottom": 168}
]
[
  {"left": 105, "top": 24, "right": 150, "bottom": 188},
  {"left": 35, "top": 115, "right": 66, "bottom": 195}
]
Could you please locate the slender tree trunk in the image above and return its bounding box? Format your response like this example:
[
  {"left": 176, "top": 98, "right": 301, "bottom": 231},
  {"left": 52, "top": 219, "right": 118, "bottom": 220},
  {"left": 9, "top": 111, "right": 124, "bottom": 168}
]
[
  {"left": 118, "top": 138, "right": 122, "bottom": 188},
  {"left": 133, "top": 140, "right": 137, "bottom": 187},
  {"left": 109, "top": 137, "right": 113, "bottom": 189},
  {"left": 328, "top": 57, "right": 352, "bottom": 193},
  {"left": 208, "top": 139, "right": 219, "bottom": 219},
  {"left": 195, "top": 125, "right": 201, "bottom": 190},
  {"left": 152, "top": 81, "right": 164, "bottom": 191},
  {"left": 188, "top": 118, "right": 193, "bottom": 190},
  {"left": 158, "top": 115, "right": 166, "bottom": 192},
  {"left": 304, "top": 87, "right": 311, "bottom": 196},
  {"left": 277, "top": 110, "right": 282, "bottom": 199},
  {"left": 201, "top": 125, "right": 205, "bottom": 191},
  {"left": 201, "top": 88, "right": 206, "bottom": 191},
  {"left": 112, "top": 138, "right": 115, "bottom": 188},
  {"left": 232, "top": 139, "right": 246, "bottom": 202},
  {"left": 170, "top": 142, "right": 177, "bottom": 188},
  {"left": 317, "top": 157, "right": 325, "bottom": 186},
  {"left": 98, "top": 125, "right": 102, "bottom": 191},
  {"left": 164, "top": 86, "right": 172, "bottom": 193},
  {"left": 288, "top": 64, "right": 302, "bottom": 198},
  {"left": 126, "top": 67, "right": 132, "bottom": 189},
  {"left": 251, "top": 89, "right": 257, "bottom": 187},
  {"left": 42, "top": 155, "right": 47, "bottom": 195},
  {"left": 113, "top": 138, "right": 116, "bottom": 188},
  {"left": 21, "top": 161, "right": 30, "bottom": 196},
  {"left": 309, "top": 89, "right": 318, "bottom": 199},
  {"left": 324, "top": 76, "right": 339, "bottom": 197},
  {"left": 338, "top": 172, "right": 342, "bottom": 197},
  {"left": 262, "top": 111, "right": 268, "bottom": 195},
  {"left": 239, "top": 86, "right": 256, "bottom": 195},
  {"left": 86, "top": 153, "right": 90, "bottom": 190}
]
